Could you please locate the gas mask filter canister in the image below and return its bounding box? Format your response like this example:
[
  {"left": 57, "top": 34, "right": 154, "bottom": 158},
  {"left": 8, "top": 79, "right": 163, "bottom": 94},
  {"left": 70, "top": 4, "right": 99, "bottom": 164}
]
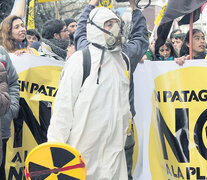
[{"left": 105, "top": 22, "right": 124, "bottom": 49}]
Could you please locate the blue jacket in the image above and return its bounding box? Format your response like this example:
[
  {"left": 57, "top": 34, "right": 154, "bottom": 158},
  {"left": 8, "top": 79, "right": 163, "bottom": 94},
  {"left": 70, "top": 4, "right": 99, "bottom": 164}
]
[{"left": 74, "top": 5, "right": 149, "bottom": 117}]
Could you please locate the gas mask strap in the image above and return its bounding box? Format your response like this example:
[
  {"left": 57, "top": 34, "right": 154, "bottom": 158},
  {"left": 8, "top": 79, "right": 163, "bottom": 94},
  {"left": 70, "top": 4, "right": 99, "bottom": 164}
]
[
  {"left": 88, "top": 9, "right": 114, "bottom": 37},
  {"left": 88, "top": 19, "right": 114, "bottom": 37},
  {"left": 96, "top": 48, "right": 105, "bottom": 84},
  {"left": 91, "top": 43, "right": 106, "bottom": 84},
  {"left": 92, "top": 43, "right": 105, "bottom": 50}
]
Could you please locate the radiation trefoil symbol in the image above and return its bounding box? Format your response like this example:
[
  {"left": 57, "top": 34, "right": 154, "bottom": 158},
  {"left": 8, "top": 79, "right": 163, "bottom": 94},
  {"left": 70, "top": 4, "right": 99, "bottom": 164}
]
[
  {"left": 25, "top": 143, "right": 86, "bottom": 180},
  {"left": 100, "top": 0, "right": 112, "bottom": 7}
]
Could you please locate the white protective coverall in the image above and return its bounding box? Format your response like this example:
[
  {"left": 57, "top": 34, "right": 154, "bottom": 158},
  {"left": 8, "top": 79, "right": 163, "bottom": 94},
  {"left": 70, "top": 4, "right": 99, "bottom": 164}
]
[{"left": 47, "top": 7, "right": 131, "bottom": 180}]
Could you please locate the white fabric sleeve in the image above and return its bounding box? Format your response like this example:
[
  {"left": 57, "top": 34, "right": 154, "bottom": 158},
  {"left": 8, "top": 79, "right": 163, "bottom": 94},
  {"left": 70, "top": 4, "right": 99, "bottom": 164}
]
[{"left": 47, "top": 51, "right": 83, "bottom": 143}]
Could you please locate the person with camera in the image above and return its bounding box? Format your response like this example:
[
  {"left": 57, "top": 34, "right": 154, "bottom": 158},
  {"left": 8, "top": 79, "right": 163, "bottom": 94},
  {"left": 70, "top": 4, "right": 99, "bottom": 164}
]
[{"left": 73, "top": 0, "right": 149, "bottom": 179}]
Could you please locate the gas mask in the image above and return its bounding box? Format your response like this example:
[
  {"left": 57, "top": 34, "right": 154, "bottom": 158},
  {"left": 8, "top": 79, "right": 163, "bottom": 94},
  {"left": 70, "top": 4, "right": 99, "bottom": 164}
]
[
  {"left": 105, "top": 22, "right": 125, "bottom": 50},
  {"left": 87, "top": 8, "right": 126, "bottom": 50}
]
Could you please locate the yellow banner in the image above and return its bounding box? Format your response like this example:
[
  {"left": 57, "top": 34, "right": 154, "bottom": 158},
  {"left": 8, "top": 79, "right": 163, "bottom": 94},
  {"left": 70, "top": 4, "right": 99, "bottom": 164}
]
[
  {"left": 89, "top": 0, "right": 113, "bottom": 10},
  {"left": 133, "top": 60, "right": 207, "bottom": 179},
  {"left": 154, "top": 3, "right": 167, "bottom": 26},
  {"left": 150, "top": 66, "right": 207, "bottom": 179},
  {"left": 5, "top": 55, "right": 63, "bottom": 180},
  {"left": 27, "top": 0, "right": 35, "bottom": 29}
]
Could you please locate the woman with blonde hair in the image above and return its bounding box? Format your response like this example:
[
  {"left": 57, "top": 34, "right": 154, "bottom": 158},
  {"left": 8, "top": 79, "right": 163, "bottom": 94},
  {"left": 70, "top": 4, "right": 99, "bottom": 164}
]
[{"left": 0, "top": 15, "right": 38, "bottom": 55}]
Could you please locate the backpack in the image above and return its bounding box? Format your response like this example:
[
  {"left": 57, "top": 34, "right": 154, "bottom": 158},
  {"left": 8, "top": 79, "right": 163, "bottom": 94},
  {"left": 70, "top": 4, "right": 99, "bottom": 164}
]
[
  {"left": 81, "top": 47, "right": 130, "bottom": 86},
  {"left": 81, "top": 47, "right": 91, "bottom": 86}
]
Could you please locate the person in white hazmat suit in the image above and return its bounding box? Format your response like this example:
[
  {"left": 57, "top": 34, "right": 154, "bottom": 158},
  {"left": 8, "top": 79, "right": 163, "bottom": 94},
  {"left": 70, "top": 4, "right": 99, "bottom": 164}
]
[{"left": 47, "top": 6, "right": 132, "bottom": 180}]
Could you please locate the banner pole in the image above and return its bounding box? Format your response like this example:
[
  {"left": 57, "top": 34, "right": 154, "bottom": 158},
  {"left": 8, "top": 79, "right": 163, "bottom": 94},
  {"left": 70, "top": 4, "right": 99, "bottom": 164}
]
[
  {"left": 189, "top": 12, "right": 194, "bottom": 60},
  {"left": 149, "top": 26, "right": 156, "bottom": 43},
  {"left": 54, "top": 1, "right": 60, "bottom": 20},
  {"left": 25, "top": 0, "right": 31, "bottom": 30}
]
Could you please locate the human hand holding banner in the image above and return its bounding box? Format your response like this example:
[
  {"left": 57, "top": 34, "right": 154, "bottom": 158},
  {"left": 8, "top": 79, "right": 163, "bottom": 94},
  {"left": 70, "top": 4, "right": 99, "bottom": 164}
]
[{"left": 89, "top": 0, "right": 112, "bottom": 9}]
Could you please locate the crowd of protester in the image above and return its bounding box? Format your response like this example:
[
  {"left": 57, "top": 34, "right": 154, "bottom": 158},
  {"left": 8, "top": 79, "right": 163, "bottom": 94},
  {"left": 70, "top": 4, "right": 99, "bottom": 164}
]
[
  {"left": 142, "top": 28, "right": 207, "bottom": 63},
  {"left": 0, "top": 0, "right": 206, "bottom": 179}
]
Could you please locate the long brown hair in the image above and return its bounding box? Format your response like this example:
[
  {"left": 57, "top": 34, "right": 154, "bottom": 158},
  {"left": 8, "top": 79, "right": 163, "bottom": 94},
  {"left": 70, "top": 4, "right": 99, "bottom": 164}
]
[
  {"left": 0, "top": 15, "right": 27, "bottom": 52},
  {"left": 155, "top": 39, "right": 178, "bottom": 60}
]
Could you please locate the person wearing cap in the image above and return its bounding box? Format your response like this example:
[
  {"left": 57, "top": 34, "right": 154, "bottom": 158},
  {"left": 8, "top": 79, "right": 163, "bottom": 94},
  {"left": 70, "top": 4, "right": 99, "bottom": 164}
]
[
  {"left": 64, "top": 18, "right": 77, "bottom": 59},
  {"left": 64, "top": 18, "right": 77, "bottom": 45}
]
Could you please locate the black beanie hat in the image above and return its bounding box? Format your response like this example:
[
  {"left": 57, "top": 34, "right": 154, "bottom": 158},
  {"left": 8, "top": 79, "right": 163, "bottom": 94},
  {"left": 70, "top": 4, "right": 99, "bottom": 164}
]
[{"left": 64, "top": 18, "right": 76, "bottom": 26}]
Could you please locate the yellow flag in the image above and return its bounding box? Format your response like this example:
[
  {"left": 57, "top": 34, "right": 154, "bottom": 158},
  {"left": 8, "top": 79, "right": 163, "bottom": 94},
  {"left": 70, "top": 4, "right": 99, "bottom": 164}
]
[
  {"left": 38, "top": 0, "right": 62, "bottom": 3},
  {"left": 27, "top": 0, "right": 35, "bottom": 29},
  {"left": 88, "top": 0, "right": 113, "bottom": 10},
  {"left": 154, "top": 3, "right": 167, "bottom": 26}
]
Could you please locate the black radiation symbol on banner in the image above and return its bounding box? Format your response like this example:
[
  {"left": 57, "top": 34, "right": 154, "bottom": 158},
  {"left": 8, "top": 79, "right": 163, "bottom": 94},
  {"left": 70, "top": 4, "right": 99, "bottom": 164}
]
[
  {"left": 100, "top": 0, "right": 112, "bottom": 7},
  {"left": 25, "top": 143, "right": 86, "bottom": 180}
]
